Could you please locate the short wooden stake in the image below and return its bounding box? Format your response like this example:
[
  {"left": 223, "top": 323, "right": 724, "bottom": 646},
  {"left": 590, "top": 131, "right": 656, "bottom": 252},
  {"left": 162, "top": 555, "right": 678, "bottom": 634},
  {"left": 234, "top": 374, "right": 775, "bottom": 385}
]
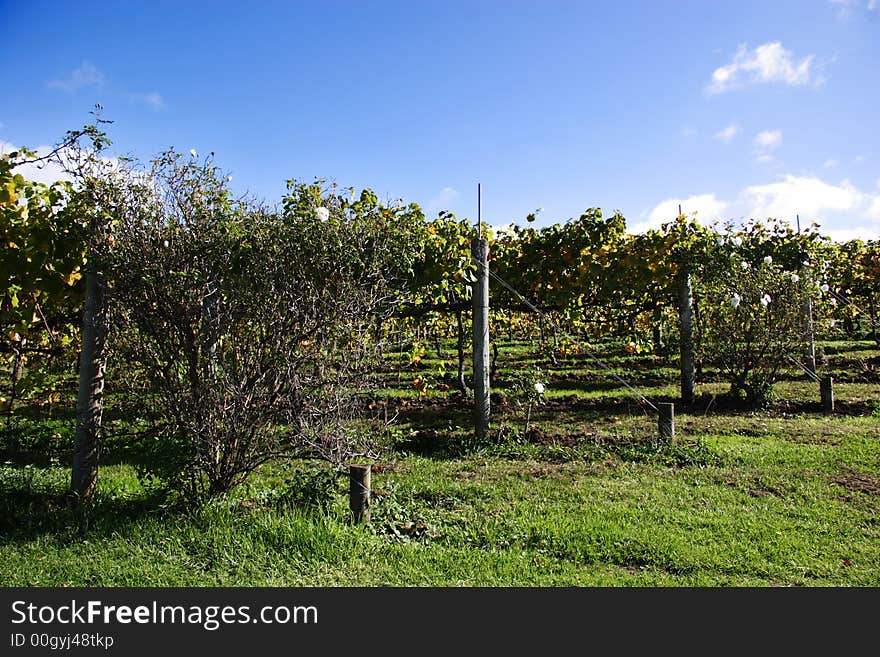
[
  {"left": 349, "top": 464, "right": 371, "bottom": 524},
  {"left": 658, "top": 402, "right": 675, "bottom": 443},
  {"left": 820, "top": 377, "right": 834, "bottom": 413}
]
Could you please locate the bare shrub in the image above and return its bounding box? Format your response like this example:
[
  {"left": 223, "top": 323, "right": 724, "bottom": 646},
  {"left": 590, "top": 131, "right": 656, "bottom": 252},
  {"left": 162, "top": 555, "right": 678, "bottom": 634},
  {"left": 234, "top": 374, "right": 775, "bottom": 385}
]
[{"left": 109, "top": 152, "right": 424, "bottom": 497}]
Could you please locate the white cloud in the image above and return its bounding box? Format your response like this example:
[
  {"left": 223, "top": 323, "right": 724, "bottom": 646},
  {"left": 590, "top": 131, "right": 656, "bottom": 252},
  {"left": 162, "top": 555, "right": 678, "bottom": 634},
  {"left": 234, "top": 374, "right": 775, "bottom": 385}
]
[
  {"left": 128, "top": 91, "right": 165, "bottom": 110},
  {"left": 714, "top": 123, "right": 740, "bottom": 143},
  {"left": 632, "top": 175, "right": 880, "bottom": 240},
  {"left": 1, "top": 141, "right": 70, "bottom": 185},
  {"left": 48, "top": 61, "right": 104, "bottom": 93},
  {"left": 754, "top": 154, "right": 774, "bottom": 164},
  {"left": 707, "top": 42, "right": 819, "bottom": 94},
  {"left": 425, "top": 186, "right": 460, "bottom": 214},
  {"left": 868, "top": 192, "right": 880, "bottom": 220},
  {"left": 489, "top": 222, "right": 516, "bottom": 236},
  {"left": 754, "top": 130, "right": 782, "bottom": 149},
  {"left": 823, "top": 225, "right": 880, "bottom": 241},
  {"left": 635, "top": 194, "right": 729, "bottom": 233},
  {"left": 743, "top": 175, "right": 863, "bottom": 220},
  {"left": 1, "top": 140, "right": 126, "bottom": 188},
  {"left": 865, "top": 180, "right": 880, "bottom": 220},
  {"left": 823, "top": 159, "right": 839, "bottom": 168}
]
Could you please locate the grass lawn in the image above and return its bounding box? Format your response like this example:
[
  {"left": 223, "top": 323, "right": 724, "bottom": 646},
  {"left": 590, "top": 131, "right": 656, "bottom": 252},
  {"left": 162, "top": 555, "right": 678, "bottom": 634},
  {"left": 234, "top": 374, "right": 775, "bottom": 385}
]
[{"left": 1, "top": 338, "right": 878, "bottom": 586}]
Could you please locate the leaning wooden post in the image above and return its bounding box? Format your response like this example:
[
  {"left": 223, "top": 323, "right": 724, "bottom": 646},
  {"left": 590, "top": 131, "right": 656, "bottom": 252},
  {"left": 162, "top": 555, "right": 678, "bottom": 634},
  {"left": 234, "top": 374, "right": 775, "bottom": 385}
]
[
  {"left": 658, "top": 402, "right": 675, "bottom": 443},
  {"left": 820, "top": 376, "right": 834, "bottom": 413},
  {"left": 349, "top": 464, "right": 371, "bottom": 524},
  {"left": 472, "top": 235, "right": 491, "bottom": 442}
]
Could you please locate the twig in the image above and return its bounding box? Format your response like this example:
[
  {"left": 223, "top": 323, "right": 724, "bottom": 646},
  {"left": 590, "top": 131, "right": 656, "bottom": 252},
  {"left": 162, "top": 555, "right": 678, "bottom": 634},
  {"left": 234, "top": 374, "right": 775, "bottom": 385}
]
[
  {"left": 703, "top": 394, "right": 716, "bottom": 416},
  {"left": 35, "top": 303, "right": 58, "bottom": 344}
]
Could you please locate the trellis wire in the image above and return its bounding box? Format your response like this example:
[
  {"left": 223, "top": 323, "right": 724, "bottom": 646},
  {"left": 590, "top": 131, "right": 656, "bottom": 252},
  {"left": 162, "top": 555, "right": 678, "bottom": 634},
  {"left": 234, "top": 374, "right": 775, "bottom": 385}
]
[
  {"left": 786, "top": 355, "right": 821, "bottom": 383},
  {"left": 827, "top": 288, "right": 865, "bottom": 315},
  {"left": 473, "top": 257, "right": 660, "bottom": 414}
]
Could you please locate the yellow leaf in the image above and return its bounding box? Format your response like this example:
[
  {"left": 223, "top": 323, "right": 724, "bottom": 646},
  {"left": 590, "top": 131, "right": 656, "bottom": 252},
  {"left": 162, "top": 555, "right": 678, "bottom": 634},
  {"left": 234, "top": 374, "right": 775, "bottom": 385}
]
[{"left": 66, "top": 271, "right": 82, "bottom": 286}]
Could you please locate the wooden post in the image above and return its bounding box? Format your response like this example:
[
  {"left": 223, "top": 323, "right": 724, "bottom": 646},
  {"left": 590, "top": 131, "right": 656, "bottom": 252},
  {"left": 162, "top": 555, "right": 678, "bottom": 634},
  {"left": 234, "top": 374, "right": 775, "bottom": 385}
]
[
  {"left": 805, "top": 293, "right": 817, "bottom": 374},
  {"left": 677, "top": 271, "right": 695, "bottom": 406},
  {"left": 349, "top": 464, "right": 371, "bottom": 524},
  {"left": 797, "top": 217, "right": 818, "bottom": 374},
  {"left": 820, "top": 377, "right": 834, "bottom": 413},
  {"left": 658, "top": 402, "right": 675, "bottom": 443},
  {"left": 472, "top": 236, "right": 491, "bottom": 442},
  {"left": 456, "top": 308, "right": 468, "bottom": 395},
  {"left": 71, "top": 264, "right": 108, "bottom": 501},
  {"left": 652, "top": 306, "right": 663, "bottom": 354},
  {"left": 396, "top": 328, "right": 403, "bottom": 384}
]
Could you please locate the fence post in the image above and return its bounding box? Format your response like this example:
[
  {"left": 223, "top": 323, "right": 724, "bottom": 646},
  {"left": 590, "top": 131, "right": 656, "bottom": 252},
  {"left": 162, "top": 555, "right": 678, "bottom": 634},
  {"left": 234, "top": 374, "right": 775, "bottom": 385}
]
[
  {"left": 658, "top": 402, "right": 675, "bottom": 443},
  {"left": 349, "top": 464, "right": 371, "bottom": 524},
  {"left": 472, "top": 236, "right": 491, "bottom": 442},
  {"left": 820, "top": 376, "right": 834, "bottom": 413},
  {"left": 677, "top": 271, "right": 695, "bottom": 406}
]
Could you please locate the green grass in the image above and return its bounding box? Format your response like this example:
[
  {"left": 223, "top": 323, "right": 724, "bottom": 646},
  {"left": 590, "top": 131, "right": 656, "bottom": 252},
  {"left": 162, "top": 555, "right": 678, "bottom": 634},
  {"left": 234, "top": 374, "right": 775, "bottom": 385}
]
[{"left": 1, "top": 337, "right": 878, "bottom": 586}]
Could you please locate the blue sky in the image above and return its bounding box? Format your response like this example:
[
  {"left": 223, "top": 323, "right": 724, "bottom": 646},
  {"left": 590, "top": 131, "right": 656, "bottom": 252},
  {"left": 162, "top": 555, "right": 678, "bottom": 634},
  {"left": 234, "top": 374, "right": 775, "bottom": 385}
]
[{"left": 2, "top": 0, "right": 879, "bottom": 239}]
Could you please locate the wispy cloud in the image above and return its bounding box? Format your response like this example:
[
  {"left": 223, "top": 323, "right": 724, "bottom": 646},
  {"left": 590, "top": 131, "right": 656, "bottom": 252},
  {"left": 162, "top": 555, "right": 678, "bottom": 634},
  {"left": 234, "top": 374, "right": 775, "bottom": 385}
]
[
  {"left": 48, "top": 62, "right": 166, "bottom": 111},
  {"left": 829, "top": 0, "right": 878, "bottom": 21},
  {"left": 714, "top": 123, "right": 740, "bottom": 143},
  {"left": 48, "top": 61, "right": 104, "bottom": 93},
  {"left": 754, "top": 130, "right": 782, "bottom": 149},
  {"left": 753, "top": 130, "right": 782, "bottom": 163},
  {"left": 425, "top": 186, "right": 460, "bottom": 214},
  {"left": 127, "top": 91, "right": 166, "bottom": 110},
  {"left": 707, "top": 42, "right": 820, "bottom": 94}
]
